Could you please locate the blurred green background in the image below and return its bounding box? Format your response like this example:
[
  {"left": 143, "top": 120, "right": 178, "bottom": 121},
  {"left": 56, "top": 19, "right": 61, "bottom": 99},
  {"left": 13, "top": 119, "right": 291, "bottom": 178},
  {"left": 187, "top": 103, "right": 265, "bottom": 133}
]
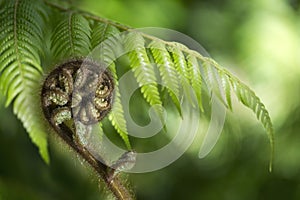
[{"left": 1, "top": 0, "right": 300, "bottom": 199}]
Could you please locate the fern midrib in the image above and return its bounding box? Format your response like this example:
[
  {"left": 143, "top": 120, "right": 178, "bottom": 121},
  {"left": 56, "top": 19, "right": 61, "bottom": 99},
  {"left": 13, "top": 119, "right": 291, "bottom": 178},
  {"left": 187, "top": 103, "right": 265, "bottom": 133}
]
[
  {"left": 13, "top": 0, "right": 37, "bottom": 101},
  {"left": 68, "top": 12, "right": 75, "bottom": 55},
  {"left": 101, "top": 23, "right": 109, "bottom": 39},
  {"left": 13, "top": 0, "right": 24, "bottom": 97}
]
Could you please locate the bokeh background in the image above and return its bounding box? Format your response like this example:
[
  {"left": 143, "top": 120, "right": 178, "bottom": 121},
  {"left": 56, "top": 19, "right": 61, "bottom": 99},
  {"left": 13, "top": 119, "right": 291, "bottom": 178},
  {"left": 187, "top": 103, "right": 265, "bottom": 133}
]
[{"left": 1, "top": 0, "right": 300, "bottom": 199}]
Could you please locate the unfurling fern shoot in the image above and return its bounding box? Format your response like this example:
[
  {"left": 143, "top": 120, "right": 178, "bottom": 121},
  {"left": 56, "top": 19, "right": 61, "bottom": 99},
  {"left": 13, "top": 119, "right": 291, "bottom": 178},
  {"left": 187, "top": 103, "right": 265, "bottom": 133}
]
[{"left": 41, "top": 59, "right": 135, "bottom": 200}]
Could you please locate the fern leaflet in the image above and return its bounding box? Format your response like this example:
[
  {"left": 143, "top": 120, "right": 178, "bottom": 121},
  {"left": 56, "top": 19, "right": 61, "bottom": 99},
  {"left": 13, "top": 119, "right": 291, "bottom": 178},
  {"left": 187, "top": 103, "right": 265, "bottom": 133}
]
[
  {"left": 199, "top": 56, "right": 274, "bottom": 170},
  {"left": 51, "top": 11, "right": 91, "bottom": 59},
  {"left": 148, "top": 40, "right": 181, "bottom": 115},
  {"left": 124, "top": 32, "right": 164, "bottom": 121},
  {"left": 90, "top": 21, "right": 120, "bottom": 49},
  {"left": 186, "top": 54, "right": 204, "bottom": 111},
  {"left": 0, "top": 0, "right": 49, "bottom": 162}
]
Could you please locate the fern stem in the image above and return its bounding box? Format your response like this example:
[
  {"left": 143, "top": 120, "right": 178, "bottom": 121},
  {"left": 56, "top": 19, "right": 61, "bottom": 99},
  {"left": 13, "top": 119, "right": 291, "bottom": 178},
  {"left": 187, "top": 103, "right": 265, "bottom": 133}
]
[
  {"left": 78, "top": 145, "right": 135, "bottom": 200},
  {"left": 54, "top": 124, "right": 134, "bottom": 200},
  {"left": 68, "top": 12, "right": 75, "bottom": 55}
]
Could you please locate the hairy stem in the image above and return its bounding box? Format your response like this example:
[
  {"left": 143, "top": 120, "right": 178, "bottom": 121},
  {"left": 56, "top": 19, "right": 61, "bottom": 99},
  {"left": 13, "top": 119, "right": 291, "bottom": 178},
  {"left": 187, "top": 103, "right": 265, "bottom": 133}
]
[{"left": 56, "top": 124, "right": 134, "bottom": 200}]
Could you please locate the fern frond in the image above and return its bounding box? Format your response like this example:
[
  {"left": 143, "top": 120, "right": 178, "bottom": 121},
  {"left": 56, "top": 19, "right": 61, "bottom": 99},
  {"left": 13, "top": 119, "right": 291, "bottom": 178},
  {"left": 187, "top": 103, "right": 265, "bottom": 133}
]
[
  {"left": 51, "top": 12, "right": 91, "bottom": 59},
  {"left": 219, "top": 70, "right": 232, "bottom": 110},
  {"left": 93, "top": 30, "right": 124, "bottom": 67},
  {"left": 198, "top": 58, "right": 227, "bottom": 107},
  {"left": 148, "top": 41, "right": 181, "bottom": 114},
  {"left": 124, "top": 33, "right": 163, "bottom": 116},
  {"left": 108, "top": 63, "right": 131, "bottom": 149},
  {"left": 0, "top": 0, "right": 49, "bottom": 162},
  {"left": 199, "top": 56, "right": 274, "bottom": 170},
  {"left": 165, "top": 45, "right": 190, "bottom": 106},
  {"left": 90, "top": 21, "right": 120, "bottom": 49},
  {"left": 146, "top": 39, "right": 273, "bottom": 168},
  {"left": 231, "top": 72, "right": 274, "bottom": 170},
  {"left": 185, "top": 54, "right": 204, "bottom": 111}
]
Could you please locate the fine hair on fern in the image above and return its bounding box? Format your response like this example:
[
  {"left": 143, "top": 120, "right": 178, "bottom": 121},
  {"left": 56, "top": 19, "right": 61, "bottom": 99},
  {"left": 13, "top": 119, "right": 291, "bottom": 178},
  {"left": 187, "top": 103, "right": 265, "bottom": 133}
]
[{"left": 0, "top": 0, "right": 275, "bottom": 199}]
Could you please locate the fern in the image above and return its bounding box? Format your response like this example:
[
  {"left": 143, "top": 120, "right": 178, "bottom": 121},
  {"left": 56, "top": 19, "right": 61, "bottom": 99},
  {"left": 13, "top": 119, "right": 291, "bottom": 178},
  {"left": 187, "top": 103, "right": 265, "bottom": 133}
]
[
  {"left": 123, "top": 32, "right": 164, "bottom": 122},
  {"left": 198, "top": 56, "right": 274, "bottom": 170},
  {"left": 108, "top": 63, "right": 131, "bottom": 149},
  {"left": 90, "top": 21, "right": 120, "bottom": 49},
  {"left": 0, "top": 0, "right": 274, "bottom": 172},
  {"left": 124, "top": 37, "right": 274, "bottom": 169},
  {"left": 185, "top": 54, "right": 204, "bottom": 111},
  {"left": 51, "top": 11, "right": 91, "bottom": 59},
  {"left": 149, "top": 40, "right": 182, "bottom": 115},
  {"left": 0, "top": 0, "right": 49, "bottom": 162}
]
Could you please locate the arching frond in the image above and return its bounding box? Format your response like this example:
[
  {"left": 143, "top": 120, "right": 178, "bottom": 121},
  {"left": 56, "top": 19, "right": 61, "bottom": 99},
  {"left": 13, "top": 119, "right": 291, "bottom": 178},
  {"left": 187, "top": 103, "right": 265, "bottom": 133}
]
[
  {"left": 167, "top": 45, "right": 196, "bottom": 108},
  {"left": 123, "top": 34, "right": 274, "bottom": 167},
  {"left": 0, "top": 0, "right": 49, "bottom": 162},
  {"left": 108, "top": 63, "right": 131, "bottom": 149},
  {"left": 51, "top": 12, "right": 91, "bottom": 59},
  {"left": 90, "top": 21, "right": 120, "bottom": 49},
  {"left": 197, "top": 56, "right": 274, "bottom": 169},
  {"left": 123, "top": 32, "right": 163, "bottom": 119},
  {"left": 148, "top": 41, "right": 181, "bottom": 114}
]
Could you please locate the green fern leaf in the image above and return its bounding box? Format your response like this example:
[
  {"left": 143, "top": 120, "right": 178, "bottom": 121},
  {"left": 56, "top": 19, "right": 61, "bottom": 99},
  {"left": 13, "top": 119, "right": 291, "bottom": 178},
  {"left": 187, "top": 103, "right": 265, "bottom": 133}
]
[
  {"left": 231, "top": 76, "right": 274, "bottom": 170},
  {"left": 199, "top": 59, "right": 227, "bottom": 106},
  {"left": 90, "top": 21, "right": 120, "bottom": 49},
  {"left": 166, "top": 45, "right": 195, "bottom": 108},
  {"left": 0, "top": 0, "right": 49, "bottom": 163},
  {"left": 185, "top": 54, "right": 204, "bottom": 111},
  {"left": 124, "top": 32, "right": 163, "bottom": 118},
  {"left": 220, "top": 70, "right": 233, "bottom": 110},
  {"left": 108, "top": 63, "right": 131, "bottom": 149},
  {"left": 51, "top": 12, "right": 91, "bottom": 59},
  {"left": 200, "top": 56, "right": 274, "bottom": 170},
  {"left": 148, "top": 40, "right": 181, "bottom": 114},
  {"left": 151, "top": 42, "right": 273, "bottom": 168},
  {"left": 93, "top": 30, "right": 123, "bottom": 67}
]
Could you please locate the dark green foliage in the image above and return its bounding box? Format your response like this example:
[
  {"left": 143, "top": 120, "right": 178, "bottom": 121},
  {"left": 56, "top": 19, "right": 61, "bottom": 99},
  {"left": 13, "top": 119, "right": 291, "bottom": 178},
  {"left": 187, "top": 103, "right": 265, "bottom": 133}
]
[
  {"left": 0, "top": 0, "right": 49, "bottom": 162},
  {"left": 51, "top": 12, "right": 91, "bottom": 59}
]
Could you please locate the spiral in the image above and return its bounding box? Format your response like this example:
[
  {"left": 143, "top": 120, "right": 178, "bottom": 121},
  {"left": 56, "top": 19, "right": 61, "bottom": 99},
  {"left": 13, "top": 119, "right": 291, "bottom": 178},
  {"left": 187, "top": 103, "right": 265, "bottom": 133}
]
[{"left": 41, "top": 59, "right": 114, "bottom": 129}]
